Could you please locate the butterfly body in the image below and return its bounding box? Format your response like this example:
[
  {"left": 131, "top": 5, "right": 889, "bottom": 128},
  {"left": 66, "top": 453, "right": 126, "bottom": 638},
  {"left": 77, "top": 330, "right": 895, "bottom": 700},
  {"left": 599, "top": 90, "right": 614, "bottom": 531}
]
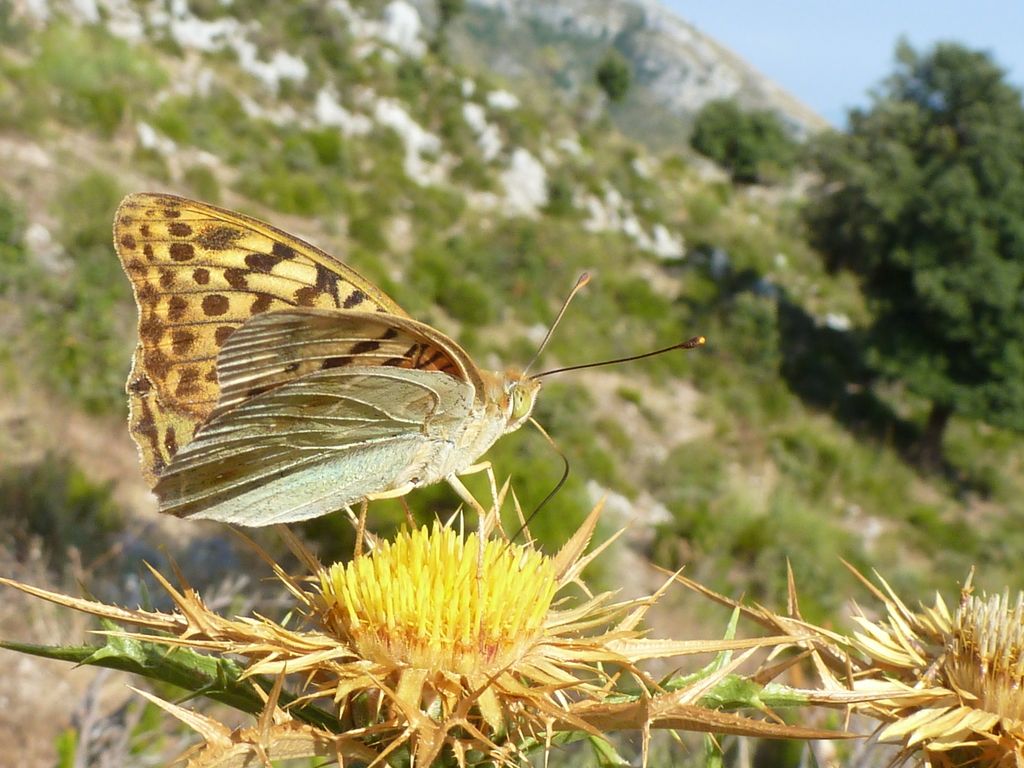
[
  {"left": 157, "top": 363, "right": 533, "bottom": 525},
  {"left": 114, "top": 193, "right": 540, "bottom": 525}
]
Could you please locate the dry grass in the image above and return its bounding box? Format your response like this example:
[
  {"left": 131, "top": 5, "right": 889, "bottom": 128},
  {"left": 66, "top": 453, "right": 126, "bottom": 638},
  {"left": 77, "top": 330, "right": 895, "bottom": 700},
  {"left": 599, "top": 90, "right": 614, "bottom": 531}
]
[{"left": 0, "top": 544, "right": 101, "bottom": 763}]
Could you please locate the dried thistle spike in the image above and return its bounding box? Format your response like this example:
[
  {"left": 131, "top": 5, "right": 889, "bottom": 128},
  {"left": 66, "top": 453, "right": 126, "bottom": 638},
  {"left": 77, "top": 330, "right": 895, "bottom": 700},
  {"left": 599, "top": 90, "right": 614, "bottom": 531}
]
[{"left": 792, "top": 567, "right": 1024, "bottom": 767}]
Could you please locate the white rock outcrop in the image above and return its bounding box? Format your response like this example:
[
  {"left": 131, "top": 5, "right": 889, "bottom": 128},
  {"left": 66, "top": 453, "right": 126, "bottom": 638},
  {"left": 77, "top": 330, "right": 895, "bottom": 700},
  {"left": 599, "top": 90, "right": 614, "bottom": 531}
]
[
  {"left": 583, "top": 185, "right": 684, "bottom": 258},
  {"left": 500, "top": 148, "right": 548, "bottom": 215},
  {"left": 462, "top": 103, "right": 503, "bottom": 161},
  {"left": 381, "top": 1, "right": 426, "bottom": 57},
  {"left": 486, "top": 90, "right": 520, "bottom": 111},
  {"left": 374, "top": 99, "right": 444, "bottom": 185},
  {"left": 315, "top": 89, "right": 373, "bottom": 136}
]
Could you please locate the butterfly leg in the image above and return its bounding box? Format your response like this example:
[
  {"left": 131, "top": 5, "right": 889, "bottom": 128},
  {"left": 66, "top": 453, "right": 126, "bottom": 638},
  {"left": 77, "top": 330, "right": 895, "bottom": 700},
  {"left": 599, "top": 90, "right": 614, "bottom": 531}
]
[
  {"left": 354, "top": 499, "right": 368, "bottom": 558},
  {"left": 455, "top": 461, "right": 501, "bottom": 532},
  {"left": 447, "top": 475, "right": 490, "bottom": 579},
  {"left": 399, "top": 496, "right": 415, "bottom": 529},
  {"left": 447, "top": 475, "right": 488, "bottom": 519},
  {"left": 343, "top": 501, "right": 376, "bottom": 557}
]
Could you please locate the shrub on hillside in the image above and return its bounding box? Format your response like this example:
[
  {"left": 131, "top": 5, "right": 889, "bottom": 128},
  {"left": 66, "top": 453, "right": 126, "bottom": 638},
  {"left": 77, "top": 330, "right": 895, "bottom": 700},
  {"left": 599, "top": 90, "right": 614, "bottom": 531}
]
[
  {"left": 595, "top": 50, "right": 632, "bottom": 103},
  {"left": 690, "top": 99, "right": 798, "bottom": 183}
]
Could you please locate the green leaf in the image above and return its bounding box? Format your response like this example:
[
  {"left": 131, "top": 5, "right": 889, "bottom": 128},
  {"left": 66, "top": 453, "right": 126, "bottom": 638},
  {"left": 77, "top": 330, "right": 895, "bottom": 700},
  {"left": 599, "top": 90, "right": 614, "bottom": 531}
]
[
  {"left": 54, "top": 728, "right": 77, "bottom": 768},
  {"left": 704, "top": 733, "right": 725, "bottom": 768},
  {"left": 587, "top": 733, "right": 631, "bottom": 767},
  {"left": 0, "top": 632, "right": 338, "bottom": 731}
]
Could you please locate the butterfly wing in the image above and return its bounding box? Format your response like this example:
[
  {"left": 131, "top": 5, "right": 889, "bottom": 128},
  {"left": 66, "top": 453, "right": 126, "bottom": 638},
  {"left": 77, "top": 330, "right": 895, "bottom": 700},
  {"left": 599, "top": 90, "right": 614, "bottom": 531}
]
[
  {"left": 211, "top": 308, "right": 486, "bottom": 415},
  {"left": 114, "top": 193, "right": 408, "bottom": 483},
  {"left": 155, "top": 368, "right": 476, "bottom": 525},
  {"left": 154, "top": 309, "right": 482, "bottom": 524}
]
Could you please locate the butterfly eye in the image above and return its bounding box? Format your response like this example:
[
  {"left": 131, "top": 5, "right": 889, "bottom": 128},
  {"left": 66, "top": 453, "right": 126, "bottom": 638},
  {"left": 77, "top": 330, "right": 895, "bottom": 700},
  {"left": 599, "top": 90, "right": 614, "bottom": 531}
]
[{"left": 509, "top": 385, "right": 533, "bottom": 423}]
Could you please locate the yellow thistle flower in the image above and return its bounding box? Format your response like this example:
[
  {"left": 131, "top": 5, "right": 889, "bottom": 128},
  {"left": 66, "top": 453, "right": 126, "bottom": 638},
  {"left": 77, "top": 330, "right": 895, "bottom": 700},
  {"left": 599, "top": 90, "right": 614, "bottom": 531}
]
[
  {"left": 1, "top": 499, "right": 831, "bottom": 767},
  {"left": 318, "top": 523, "right": 557, "bottom": 678}
]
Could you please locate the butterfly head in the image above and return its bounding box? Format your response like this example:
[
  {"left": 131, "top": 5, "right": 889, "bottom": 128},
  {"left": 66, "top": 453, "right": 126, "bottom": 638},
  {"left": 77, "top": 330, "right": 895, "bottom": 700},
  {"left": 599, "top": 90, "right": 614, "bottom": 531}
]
[{"left": 502, "top": 369, "right": 541, "bottom": 434}]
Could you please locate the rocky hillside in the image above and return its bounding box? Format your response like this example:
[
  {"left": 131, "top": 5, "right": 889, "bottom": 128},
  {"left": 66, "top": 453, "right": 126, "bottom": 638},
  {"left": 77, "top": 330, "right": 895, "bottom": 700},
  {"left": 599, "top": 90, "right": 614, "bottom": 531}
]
[{"left": 435, "top": 0, "right": 829, "bottom": 147}]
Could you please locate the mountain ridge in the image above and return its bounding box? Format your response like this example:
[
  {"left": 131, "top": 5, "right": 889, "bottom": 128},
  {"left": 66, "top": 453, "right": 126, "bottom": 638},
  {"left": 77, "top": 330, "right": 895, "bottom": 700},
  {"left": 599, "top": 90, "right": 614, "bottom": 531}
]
[{"left": 437, "top": 0, "right": 828, "bottom": 148}]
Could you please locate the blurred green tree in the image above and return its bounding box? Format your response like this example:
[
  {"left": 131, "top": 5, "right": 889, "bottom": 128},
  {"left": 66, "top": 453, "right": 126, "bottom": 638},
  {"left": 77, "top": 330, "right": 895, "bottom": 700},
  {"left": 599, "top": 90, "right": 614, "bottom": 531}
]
[
  {"left": 438, "top": 0, "right": 465, "bottom": 26},
  {"left": 433, "top": 0, "right": 465, "bottom": 54},
  {"left": 595, "top": 50, "right": 632, "bottom": 103},
  {"left": 805, "top": 41, "right": 1024, "bottom": 465},
  {"left": 689, "top": 99, "right": 797, "bottom": 183}
]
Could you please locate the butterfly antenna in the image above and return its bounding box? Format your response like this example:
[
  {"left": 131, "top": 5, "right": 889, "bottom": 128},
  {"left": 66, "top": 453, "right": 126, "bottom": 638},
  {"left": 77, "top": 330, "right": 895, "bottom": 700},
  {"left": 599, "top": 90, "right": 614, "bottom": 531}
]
[
  {"left": 510, "top": 417, "right": 570, "bottom": 542},
  {"left": 535, "top": 335, "right": 706, "bottom": 378},
  {"left": 523, "top": 272, "right": 592, "bottom": 375}
]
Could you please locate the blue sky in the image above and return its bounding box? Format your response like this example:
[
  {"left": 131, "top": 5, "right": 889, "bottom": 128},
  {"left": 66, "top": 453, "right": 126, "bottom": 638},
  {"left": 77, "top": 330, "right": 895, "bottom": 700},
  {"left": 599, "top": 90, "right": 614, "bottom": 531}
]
[{"left": 663, "top": 1, "right": 1024, "bottom": 126}]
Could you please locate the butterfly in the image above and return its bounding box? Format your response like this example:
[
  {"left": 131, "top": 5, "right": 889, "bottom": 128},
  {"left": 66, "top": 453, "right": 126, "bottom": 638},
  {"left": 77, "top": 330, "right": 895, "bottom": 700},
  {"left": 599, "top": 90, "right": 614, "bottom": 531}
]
[{"left": 114, "top": 193, "right": 541, "bottom": 526}]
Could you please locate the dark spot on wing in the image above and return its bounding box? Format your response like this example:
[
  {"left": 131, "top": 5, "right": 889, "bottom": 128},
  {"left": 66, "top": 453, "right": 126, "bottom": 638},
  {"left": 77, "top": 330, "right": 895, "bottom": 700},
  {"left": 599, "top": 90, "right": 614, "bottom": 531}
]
[
  {"left": 168, "top": 222, "right": 193, "bottom": 237},
  {"left": 322, "top": 356, "right": 353, "bottom": 369},
  {"left": 294, "top": 286, "right": 318, "bottom": 306},
  {"left": 169, "top": 242, "right": 195, "bottom": 261},
  {"left": 128, "top": 375, "right": 152, "bottom": 395},
  {"left": 143, "top": 244, "right": 155, "bottom": 260},
  {"left": 196, "top": 226, "right": 242, "bottom": 250},
  {"left": 224, "top": 267, "right": 248, "bottom": 289},
  {"left": 163, "top": 208, "right": 182, "bottom": 218},
  {"left": 202, "top": 294, "right": 230, "bottom": 316},
  {"left": 342, "top": 289, "right": 366, "bottom": 309},
  {"left": 272, "top": 242, "right": 296, "bottom": 260},
  {"left": 120, "top": 234, "right": 136, "bottom": 250},
  {"left": 175, "top": 367, "right": 200, "bottom": 397},
  {"left": 144, "top": 349, "right": 172, "bottom": 379},
  {"left": 351, "top": 340, "right": 381, "bottom": 355},
  {"left": 159, "top": 270, "right": 175, "bottom": 289},
  {"left": 314, "top": 263, "right": 340, "bottom": 303},
  {"left": 214, "top": 325, "right": 235, "bottom": 345},
  {"left": 251, "top": 294, "right": 273, "bottom": 313},
  {"left": 245, "top": 252, "right": 285, "bottom": 272},
  {"left": 164, "top": 425, "right": 178, "bottom": 456},
  {"left": 138, "top": 279, "right": 157, "bottom": 301},
  {"left": 136, "top": 411, "right": 157, "bottom": 443},
  {"left": 171, "top": 329, "right": 195, "bottom": 355},
  {"left": 167, "top": 295, "right": 188, "bottom": 321},
  {"left": 139, "top": 315, "right": 163, "bottom": 344}
]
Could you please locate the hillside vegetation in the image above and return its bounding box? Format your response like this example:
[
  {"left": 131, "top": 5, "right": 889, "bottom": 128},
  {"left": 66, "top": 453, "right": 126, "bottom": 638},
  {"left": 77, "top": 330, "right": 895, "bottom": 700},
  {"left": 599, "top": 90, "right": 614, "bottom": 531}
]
[{"left": 0, "top": 1, "right": 1022, "bottom": 765}]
